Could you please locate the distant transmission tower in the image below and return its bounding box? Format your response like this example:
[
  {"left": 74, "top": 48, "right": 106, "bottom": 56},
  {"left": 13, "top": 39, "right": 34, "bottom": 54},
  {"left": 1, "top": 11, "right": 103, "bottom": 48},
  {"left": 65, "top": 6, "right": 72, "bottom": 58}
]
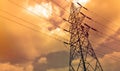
[{"left": 64, "top": 3, "right": 103, "bottom": 71}]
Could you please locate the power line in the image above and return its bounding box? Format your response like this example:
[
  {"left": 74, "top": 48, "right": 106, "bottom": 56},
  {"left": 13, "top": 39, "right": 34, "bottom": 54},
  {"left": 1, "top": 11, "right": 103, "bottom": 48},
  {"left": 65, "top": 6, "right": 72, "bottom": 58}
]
[
  {"left": 0, "top": 9, "right": 69, "bottom": 42},
  {"left": 5, "top": 0, "right": 120, "bottom": 54},
  {"left": 67, "top": 1, "right": 120, "bottom": 27},
  {"left": 7, "top": 0, "right": 117, "bottom": 42},
  {"left": 49, "top": 0, "right": 120, "bottom": 39},
  {"left": 36, "top": 0, "right": 120, "bottom": 43},
  {"left": 0, "top": 16, "right": 120, "bottom": 63},
  {"left": 0, "top": 1, "right": 120, "bottom": 69},
  {"left": 42, "top": 0, "right": 120, "bottom": 51},
  {"left": 5, "top": 0, "right": 120, "bottom": 61},
  {"left": 32, "top": 0, "right": 120, "bottom": 52},
  {"left": 0, "top": 15, "right": 65, "bottom": 43},
  {"left": 0, "top": 9, "right": 118, "bottom": 57},
  {"left": 0, "top": 19, "right": 119, "bottom": 61},
  {"left": 7, "top": 0, "right": 70, "bottom": 41}
]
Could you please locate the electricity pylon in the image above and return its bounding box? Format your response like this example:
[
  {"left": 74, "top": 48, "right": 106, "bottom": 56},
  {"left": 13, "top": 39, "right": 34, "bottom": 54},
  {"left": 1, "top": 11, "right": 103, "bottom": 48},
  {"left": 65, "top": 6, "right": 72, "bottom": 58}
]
[{"left": 64, "top": 3, "right": 103, "bottom": 71}]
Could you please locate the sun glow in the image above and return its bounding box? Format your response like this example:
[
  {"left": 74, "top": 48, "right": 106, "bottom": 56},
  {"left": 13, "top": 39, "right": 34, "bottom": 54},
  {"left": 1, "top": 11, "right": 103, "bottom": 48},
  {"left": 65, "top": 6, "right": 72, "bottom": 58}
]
[
  {"left": 73, "top": 0, "right": 89, "bottom": 5},
  {"left": 27, "top": 2, "right": 52, "bottom": 18},
  {"left": 50, "top": 28, "right": 61, "bottom": 34},
  {"left": 50, "top": 28, "right": 65, "bottom": 36}
]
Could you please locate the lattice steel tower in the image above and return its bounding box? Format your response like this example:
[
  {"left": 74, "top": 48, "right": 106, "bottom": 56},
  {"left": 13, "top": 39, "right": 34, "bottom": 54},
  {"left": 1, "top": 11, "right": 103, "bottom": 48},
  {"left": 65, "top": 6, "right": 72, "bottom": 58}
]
[{"left": 64, "top": 3, "right": 103, "bottom": 71}]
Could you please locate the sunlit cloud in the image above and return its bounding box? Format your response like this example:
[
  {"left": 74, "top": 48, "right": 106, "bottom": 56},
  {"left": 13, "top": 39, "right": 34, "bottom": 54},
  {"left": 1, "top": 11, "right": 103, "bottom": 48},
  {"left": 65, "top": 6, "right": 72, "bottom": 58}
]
[{"left": 27, "top": 2, "right": 52, "bottom": 18}]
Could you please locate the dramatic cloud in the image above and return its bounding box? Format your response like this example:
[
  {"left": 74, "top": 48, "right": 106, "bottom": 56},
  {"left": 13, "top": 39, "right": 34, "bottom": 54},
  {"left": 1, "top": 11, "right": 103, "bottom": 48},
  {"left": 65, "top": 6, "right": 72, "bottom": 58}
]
[
  {"left": 0, "top": 63, "right": 24, "bottom": 71},
  {"left": 99, "top": 52, "right": 120, "bottom": 71},
  {"left": 84, "top": 0, "right": 120, "bottom": 46},
  {"left": 46, "top": 52, "right": 120, "bottom": 71},
  {"left": 32, "top": 51, "right": 69, "bottom": 71},
  {"left": 95, "top": 28, "right": 120, "bottom": 57},
  {"left": 0, "top": 62, "right": 34, "bottom": 71}
]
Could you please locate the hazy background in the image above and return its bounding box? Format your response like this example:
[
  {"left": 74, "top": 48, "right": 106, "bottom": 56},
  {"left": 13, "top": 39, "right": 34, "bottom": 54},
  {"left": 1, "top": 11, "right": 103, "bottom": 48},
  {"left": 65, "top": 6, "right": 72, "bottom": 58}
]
[{"left": 0, "top": 0, "right": 120, "bottom": 71}]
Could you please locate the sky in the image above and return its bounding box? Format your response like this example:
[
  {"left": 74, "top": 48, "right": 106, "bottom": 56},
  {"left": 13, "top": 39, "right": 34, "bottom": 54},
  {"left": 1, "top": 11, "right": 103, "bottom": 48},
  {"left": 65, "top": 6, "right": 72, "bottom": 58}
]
[{"left": 0, "top": 0, "right": 120, "bottom": 71}]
